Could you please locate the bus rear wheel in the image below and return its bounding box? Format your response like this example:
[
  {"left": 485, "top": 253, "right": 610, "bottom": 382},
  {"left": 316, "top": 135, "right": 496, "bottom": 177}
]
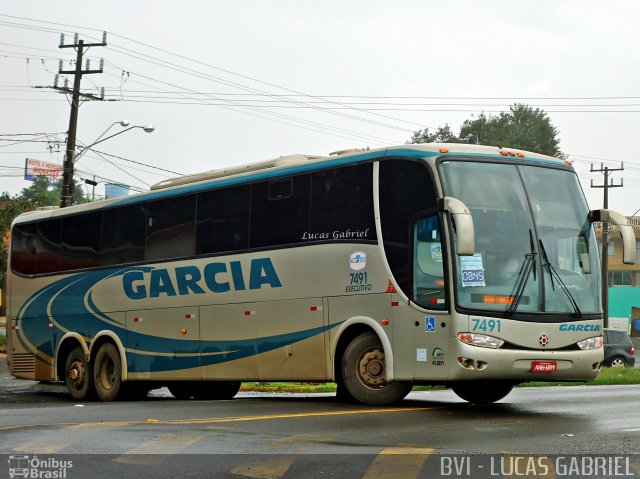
[
  {"left": 452, "top": 381, "right": 514, "bottom": 404},
  {"left": 340, "top": 332, "right": 412, "bottom": 405},
  {"left": 93, "top": 343, "right": 123, "bottom": 402},
  {"left": 65, "top": 345, "right": 94, "bottom": 401}
]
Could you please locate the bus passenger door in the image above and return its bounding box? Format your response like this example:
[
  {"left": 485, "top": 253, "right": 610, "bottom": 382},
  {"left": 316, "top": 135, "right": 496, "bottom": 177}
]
[{"left": 392, "top": 212, "right": 450, "bottom": 381}]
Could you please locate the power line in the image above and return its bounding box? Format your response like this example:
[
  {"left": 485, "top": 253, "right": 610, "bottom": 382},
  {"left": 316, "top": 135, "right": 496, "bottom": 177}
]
[
  {"left": 100, "top": 67, "right": 401, "bottom": 146},
  {"left": 85, "top": 148, "right": 182, "bottom": 175}
]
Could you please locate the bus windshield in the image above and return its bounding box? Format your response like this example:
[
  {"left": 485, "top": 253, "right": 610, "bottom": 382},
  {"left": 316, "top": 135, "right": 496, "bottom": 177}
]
[{"left": 439, "top": 160, "right": 601, "bottom": 316}]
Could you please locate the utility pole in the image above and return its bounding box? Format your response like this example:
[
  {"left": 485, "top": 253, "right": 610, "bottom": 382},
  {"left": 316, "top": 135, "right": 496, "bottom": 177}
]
[
  {"left": 590, "top": 162, "right": 624, "bottom": 328},
  {"left": 58, "top": 33, "right": 106, "bottom": 207}
]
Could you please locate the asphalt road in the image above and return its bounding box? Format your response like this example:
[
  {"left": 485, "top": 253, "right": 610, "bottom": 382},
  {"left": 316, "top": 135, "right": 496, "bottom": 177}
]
[{"left": 1, "top": 354, "right": 640, "bottom": 479}]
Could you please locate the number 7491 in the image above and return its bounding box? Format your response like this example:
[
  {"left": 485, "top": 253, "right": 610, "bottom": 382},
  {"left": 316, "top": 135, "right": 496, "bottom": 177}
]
[{"left": 471, "top": 318, "right": 501, "bottom": 332}]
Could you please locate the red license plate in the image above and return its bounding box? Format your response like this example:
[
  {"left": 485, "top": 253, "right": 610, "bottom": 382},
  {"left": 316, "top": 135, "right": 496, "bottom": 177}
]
[{"left": 531, "top": 361, "right": 557, "bottom": 373}]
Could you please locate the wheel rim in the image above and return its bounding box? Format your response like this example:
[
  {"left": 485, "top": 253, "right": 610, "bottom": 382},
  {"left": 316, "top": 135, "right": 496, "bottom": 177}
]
[
  {"left": 611, "top": 358, "right": 625, "bottom": 368},
  {"left": 357, "top": 347, "right": 387, "bottom": 389},
  {"left": 67, "top": 357, "right": 86, "bottom": 391},
  {"left": 99, "top": 356, "right": 116, "bottom": 390}
]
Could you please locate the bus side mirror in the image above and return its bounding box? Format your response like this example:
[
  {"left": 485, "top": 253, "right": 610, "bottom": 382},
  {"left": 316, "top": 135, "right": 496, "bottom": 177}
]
[
  {"left": 590, "top": 209, "right": 637, "bottom": 265},
  {"left": 441, "top": 196, "right": 475, "bottom": 256}
]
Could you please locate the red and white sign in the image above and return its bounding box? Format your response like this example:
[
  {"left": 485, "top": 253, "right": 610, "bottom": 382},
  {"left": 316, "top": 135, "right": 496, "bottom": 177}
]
[
  {"left": 24, "top": 158, "right": 63, "bottom": 181},
  {"left": 531, "top": 361, "right": 558, "bottom": 373}
]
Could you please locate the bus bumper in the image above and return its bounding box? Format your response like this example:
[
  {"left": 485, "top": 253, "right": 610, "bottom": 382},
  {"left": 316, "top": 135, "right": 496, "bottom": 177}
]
[{"left": 448, "top": 343, "right": 603, "bottom": 382}]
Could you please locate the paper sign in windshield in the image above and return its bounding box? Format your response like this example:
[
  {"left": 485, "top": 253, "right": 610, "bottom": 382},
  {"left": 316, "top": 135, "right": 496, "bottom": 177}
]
[
  {"left": 431, "top": 243, "right": 443, "bottom": 263},
  {"left": 461, "top": 253, "right": 486, "bottom": 287}
]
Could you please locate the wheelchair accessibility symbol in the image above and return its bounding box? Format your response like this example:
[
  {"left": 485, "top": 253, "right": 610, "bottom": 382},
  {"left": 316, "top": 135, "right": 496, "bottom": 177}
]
[{"left": 425, "top": 316, "right": 436, "bottom": 333}]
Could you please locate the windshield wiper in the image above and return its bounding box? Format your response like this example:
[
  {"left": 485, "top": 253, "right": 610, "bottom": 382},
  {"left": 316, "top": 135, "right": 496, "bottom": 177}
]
[
  {"left": 506, "top": 230, "right": 537, "bottom": 315},
  {"left": 539, "top": 239, "right": 582, "bottom": 318}
]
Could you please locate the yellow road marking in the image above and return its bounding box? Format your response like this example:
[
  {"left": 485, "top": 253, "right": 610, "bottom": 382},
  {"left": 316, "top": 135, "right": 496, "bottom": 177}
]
[
  {"left": 230, "top": 456, "right": 295, "bottom": 479},
  {"left": 13, "top": 438, "right": 68, "bottom": 454},
  {"left": 114, "top": 433, "right": 204, "bottom": 465},
  {"left": 362, "top": 447, "right": 434, "bottom": 479},
  {"left": 0, "top": 406, "right": 437, "bottom": 431},
  {"left": 151, "top": 406, "right": 437, "bottom": 425}
]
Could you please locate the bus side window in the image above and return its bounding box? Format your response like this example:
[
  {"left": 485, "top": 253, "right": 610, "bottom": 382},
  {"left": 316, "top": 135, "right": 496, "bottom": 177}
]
[
  {"left": 146, "top": 195, "right": 196, "bottom": 261},
  {"left": 413, "top": 214, "right": 447, "bottom": 310},
  {"left": 196, "top": 185, "right": 250, "bottom": 255},
  {"left": 379, "top": 159, "right": 437, "bottom": 297},
  {"left": 310, "top": 163, "right": 376, "bottom": 241},
  {"left": 34, "top": 219, "right": 62, "bottom": 275},
  {"left": 61, "top": 212, "right": 101, "bottom": 271},
  {"left": 101, "top": 204, "right": 147, "bottom": 266},
  {"left": 250, "top": 175, "right": 311, "bottom": 249},
  {"left": 10, "top": 223, "right": 36, "bottom": 275}
]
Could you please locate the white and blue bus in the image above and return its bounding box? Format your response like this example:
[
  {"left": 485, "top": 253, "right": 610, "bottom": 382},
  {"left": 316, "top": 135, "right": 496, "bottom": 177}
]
[{"left": 6, "top": 144, "right": 636, "bottom": 404}]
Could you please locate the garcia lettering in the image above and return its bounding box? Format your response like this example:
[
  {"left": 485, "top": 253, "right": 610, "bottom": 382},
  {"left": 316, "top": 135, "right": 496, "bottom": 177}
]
[{"left": 123, "top": 258, "right": 282, "bottom": 300}]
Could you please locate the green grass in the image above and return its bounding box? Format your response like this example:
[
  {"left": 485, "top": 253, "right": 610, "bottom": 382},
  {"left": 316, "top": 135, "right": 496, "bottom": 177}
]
[
  {"left": 0, "top": 334, "right": 6, "bottom": 354},
  {"left": 240, "top": 382, "right": 338, "bottom": 393},
  {"left": 239, "top": 367, "right": 640, "bottom": 393}
]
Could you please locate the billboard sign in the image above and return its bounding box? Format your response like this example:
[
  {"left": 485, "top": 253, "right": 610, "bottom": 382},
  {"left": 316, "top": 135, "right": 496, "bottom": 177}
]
[{"left": 24, "top": 158, "right": 63, "bottom": 182}]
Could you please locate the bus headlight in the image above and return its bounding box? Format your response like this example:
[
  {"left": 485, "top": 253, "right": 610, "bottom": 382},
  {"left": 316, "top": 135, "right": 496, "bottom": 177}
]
[
  {"left": 457, "top": 332, "right": 504, "bottom": 349},
  {"left": 577, "top": 336, "right": 603, "bottom": 350}
]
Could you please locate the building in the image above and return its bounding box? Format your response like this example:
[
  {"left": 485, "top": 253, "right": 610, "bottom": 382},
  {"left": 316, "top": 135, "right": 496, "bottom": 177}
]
[{"left": 595, "top": 216, "right": 640, "bottom": 335}]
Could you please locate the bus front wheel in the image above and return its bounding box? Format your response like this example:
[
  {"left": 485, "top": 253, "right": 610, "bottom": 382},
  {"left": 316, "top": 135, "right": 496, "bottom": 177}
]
[
  {"left": 340, "top": 332, "right": 412, "bottom": 405},
  {"left": 64, "top": 345, "right": 94, "bottom": 401},
  {"left": 452, "top": 381, "right": 514, "bottom": 404},
  {"left": 93, "top": 343, "right": 123, "bottom": 402}
]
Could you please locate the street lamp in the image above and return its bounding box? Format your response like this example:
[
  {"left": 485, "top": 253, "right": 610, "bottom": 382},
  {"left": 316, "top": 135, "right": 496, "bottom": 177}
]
[
  {"left": 72, "top": 120, "right": 129, "bottom": 164},
  {"left": 60, "top": 121, "right": 155, "bottom": 207}
]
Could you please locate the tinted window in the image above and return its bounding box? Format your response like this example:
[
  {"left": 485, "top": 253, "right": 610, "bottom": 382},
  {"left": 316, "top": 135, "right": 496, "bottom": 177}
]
[
  {"left": 197, "top": 185, "right": 250, "bottom": 255},
  {"left": 11, "top": 223, "right": 36, "bottom": 275},
  {"left": 379, "top": 159, "right": 436, "bottom": 295},
  {"left": 146, "top": 195, "right": 196, "bottom": 261},
  {"left": 101, "top": 205, "right": 147, "bottom": 265},
  {"left": 310, "top": 163, "right": 376, "bottom": 241},
  {"left": 61, "top": 212, "right": 101, "bottom": 270},
  {"left": 250, "top": 175, "right": 310, "bottom": 248},
  {"left": 34, "top": 219, "right": 62, "bottom": 274}
]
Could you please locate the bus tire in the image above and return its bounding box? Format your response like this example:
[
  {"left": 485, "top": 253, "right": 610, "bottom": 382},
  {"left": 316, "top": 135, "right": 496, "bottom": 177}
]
[
  {"left": 168, "top": 382, "right": 198, "bottom": 399},
  {"left": 93, "top": 343, "right": 123, "bottom": 402},
  {"left": 452, "top": 381, "right": 514, "bottom": 404},
  {"left": 194, "top": 381, "right": 241, "bottom": 400},
  {"left": 340, "top": 332, "right": 412, "bottom": 405},
  {"left": 64, "top": 345, "right": 94, "bottom": 401}
]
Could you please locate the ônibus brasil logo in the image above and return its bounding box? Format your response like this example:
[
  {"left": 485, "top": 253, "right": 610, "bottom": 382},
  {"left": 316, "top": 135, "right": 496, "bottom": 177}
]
[{"left": 8, "top": 455, "right": 73, "bottom": 478}]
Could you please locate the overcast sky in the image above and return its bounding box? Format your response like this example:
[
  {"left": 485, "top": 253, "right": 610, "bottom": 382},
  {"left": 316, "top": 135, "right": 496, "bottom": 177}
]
[{"left": 1, "top": 1, "right": 639, "bottom": 215}]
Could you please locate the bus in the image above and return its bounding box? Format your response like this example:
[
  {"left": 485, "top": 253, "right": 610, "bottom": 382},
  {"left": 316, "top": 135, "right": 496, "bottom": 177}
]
[{"left": 6, "top": 144, "right": 636, "bottom": 405}]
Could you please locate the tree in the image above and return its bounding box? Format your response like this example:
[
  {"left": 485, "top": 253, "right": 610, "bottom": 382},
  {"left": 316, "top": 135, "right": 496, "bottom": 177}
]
[
  {"left": 408, "top": 124, "right": 459, "bottom": 144},
  {"left": 20, "top": 176, "right": 90, "bottom": 207},
  {"left": 408, "top": 103, "right": 565, "bottom": 158},
  {"left": 20, "top": 176, "right": 60, "bottom": 207}
]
